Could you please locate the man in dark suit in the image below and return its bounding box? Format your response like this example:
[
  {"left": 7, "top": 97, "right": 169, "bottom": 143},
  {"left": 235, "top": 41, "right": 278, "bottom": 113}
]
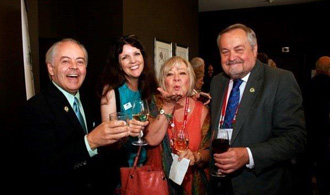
[
  {"left": 304, "top": 56, "right": 330, "bottom": 195},
  {"left": 209, "top": 24, "right": 306, "bottom": 194},
  {"left": 18, "top": 38, "right": 130, "bottom": 193}
]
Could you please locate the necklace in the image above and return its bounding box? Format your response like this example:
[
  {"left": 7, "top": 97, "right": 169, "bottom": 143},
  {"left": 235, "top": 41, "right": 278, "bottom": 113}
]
[
  {"left": 169, "top": 97, "right": 190, "bottom": 153},
  {"left": 169, "top": 97, "right": 190, "bottom": 129}
]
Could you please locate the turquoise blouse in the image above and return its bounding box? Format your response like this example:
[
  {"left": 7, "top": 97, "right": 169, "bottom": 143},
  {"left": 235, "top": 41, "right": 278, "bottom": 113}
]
[{"left": 118, "top": 83, "right": 146, "bottom": 166}]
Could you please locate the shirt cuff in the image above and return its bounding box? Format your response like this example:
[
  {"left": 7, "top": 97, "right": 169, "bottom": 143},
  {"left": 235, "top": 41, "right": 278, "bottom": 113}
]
[
  {"left": 245, "top": 147, "right": 255, "bottom": 169},
  {"left": 84, "top": 135, "right": 98, "bottom": 157}
]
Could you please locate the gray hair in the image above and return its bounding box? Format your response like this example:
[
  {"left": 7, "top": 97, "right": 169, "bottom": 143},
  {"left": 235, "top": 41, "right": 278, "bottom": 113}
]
[
  {"left": 45, "top": 38, "right": 88, "bottom": 66},
  {"left": 216, "top": 23, "right": 257, "bottom": 49},
  {"left": 190, "top": 57, "right": 205, "bottom": 69}
]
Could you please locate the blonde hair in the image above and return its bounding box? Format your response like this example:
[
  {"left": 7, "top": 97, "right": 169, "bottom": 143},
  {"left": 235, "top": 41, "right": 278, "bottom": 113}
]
[
  {"left": 158, "top": 56, "right": 196, "bottom": 96},
  {"left": 194, "top": 68, "right": 204, "bottom": 80}
]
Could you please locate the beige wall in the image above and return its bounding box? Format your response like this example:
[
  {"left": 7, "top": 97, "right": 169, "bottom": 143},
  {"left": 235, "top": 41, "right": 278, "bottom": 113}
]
[
  {"left": 123, "top": 0, "right": 199, "bottom": 63},
  {"left": 36, "top": 0, "right": 199, "bottom": 93},
  {"left": 0, "top": 0, "right": 199, "bottom": 127}
]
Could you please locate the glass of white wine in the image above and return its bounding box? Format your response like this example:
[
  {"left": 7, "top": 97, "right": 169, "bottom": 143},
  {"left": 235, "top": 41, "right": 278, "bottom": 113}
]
[{"left": 131, "top": 99, "right": 149, "bottom": 146}]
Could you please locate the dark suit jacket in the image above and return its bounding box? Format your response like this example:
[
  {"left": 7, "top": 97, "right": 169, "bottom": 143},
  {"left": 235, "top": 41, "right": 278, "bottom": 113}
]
[
  {"left": 304, "top": 73, "right": 330, "bottom": 160},
  {"left": 210, "top": 61, "right": 306, "bottom": 195},
  {"left": 18, "top": 82, "right": 127, "bottom": 194}
]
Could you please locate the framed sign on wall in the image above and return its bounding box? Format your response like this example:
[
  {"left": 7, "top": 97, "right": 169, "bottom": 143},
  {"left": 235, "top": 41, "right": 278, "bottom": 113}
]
[
  {"left": 154, "top": 38, "right": 172, "bottom": 79},
  {"left": 175, "top": 43, "right": 189, "bottom": 61}
]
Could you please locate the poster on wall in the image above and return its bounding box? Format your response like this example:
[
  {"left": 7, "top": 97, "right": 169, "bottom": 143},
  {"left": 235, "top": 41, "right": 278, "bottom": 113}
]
[
  {"left": 175, "top": 43, "right": 189, "bottom": 61},
  {"left": 154, "top": 38, "right": 172, "bottom": 79},
  {"left": 21, "top": 0, "right": 35, "bottom": 100}
]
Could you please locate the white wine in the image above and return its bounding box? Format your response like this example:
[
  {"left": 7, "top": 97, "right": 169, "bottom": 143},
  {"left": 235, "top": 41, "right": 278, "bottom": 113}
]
[
  {"left": 131, "top": 99, "right": 150, "bottom": 146},
  {"left": 132, "top": 113, "right": 149, "bottom": 122}
]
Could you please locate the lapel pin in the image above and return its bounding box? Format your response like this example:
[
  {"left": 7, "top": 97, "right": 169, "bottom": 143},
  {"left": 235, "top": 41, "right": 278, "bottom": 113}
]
[
  {"left": 64, "top": 106, "right": 69, "bottom": 112},
  {"left": 250, "top": 88, "right": 255, "bottom": 93}
]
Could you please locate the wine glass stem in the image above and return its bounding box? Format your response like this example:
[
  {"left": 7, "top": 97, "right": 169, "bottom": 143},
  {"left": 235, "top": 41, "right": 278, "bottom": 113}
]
[{"left": 139, "top": 131, "right": 143, "bottom": 139}]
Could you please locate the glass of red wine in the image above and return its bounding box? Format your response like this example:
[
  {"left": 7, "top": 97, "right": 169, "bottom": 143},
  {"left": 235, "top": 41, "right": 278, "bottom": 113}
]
[{"left": 211, "top": 129, "right": 229, "bottom": 177}]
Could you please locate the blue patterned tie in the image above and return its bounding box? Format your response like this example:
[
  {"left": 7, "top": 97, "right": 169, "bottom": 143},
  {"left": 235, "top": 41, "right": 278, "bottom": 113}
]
[
  {"left": 73, "top": 97, "right": 87, "bottom": 133},
  {"left": 222, "top": 79, "right": 243, "bottom": 128}
]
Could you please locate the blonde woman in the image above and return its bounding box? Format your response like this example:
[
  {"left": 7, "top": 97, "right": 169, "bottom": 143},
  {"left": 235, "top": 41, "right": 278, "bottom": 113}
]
[{"left": 145, "top": 56, "right": 211, "bottom": 195}]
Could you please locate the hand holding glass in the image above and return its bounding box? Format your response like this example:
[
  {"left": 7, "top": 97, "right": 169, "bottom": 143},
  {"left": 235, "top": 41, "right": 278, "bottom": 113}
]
[
  {"left": 211, "top": 129, "right": 229, "bottom": 177},
  {"left": 109, "top": 112, "right": 129, "bottom": 123},
  {"left": 131, "top": 100, "right": 149, "bottom": 146},
  {"left": 172, "top": 126, "right": 189, "bottom": 154}
]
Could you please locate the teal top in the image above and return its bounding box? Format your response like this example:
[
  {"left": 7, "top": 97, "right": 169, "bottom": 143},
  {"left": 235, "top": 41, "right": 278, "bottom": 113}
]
[{"left": 118, "top": 83, "right": 146, "bottom": 166}]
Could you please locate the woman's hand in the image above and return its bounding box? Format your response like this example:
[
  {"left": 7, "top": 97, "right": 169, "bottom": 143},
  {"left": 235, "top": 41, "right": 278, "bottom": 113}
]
[
  {"left": 128, "top": 119, "right": 149, "bottom": 137},
  {"left": 157, "top": 87, "right": 182, "bottom": 104},
  {"left": 199, "top": 92, "right": 211, "bottom": 105},
  {"left": 178, "top": 149, "right": 196, "bottom": 166},
  {"left": 192, "top": 89, "right": 211, "bottom": 105}
]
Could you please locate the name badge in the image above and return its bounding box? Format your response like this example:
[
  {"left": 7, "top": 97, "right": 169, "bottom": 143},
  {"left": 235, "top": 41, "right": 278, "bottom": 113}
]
[
  {"left": 123, "top": 102, "right": 132, "bottom": 110},
  {"left": 219, "top": 128, "right": 233, "bottom": 144}
]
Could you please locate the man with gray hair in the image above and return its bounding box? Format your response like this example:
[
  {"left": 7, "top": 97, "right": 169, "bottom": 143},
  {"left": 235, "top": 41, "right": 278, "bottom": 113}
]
[
  {"left": 210, "top": 23, "right": 306, "bottom": 194},
  {"left": 19, "top": 38, "right": 129, "bottom": 193},
  {"left": 190, "top": 57, "right": 211, "bottom": 104},
  {"left": 190, "top": 57, "right": 205, "bottom": 73}
]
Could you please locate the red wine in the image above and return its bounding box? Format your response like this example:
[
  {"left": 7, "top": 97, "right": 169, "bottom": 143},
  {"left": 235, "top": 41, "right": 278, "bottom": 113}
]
[{"left": 212, "top": 138, "right": 229, "bottom": 153}]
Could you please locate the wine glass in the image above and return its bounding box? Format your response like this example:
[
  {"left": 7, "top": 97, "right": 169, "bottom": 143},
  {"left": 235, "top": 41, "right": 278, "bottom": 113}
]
[
  {"left": 172, "top": 125, "right": 189, "bottom": 154},
  {"left": 211, "top": 129, "right": 229, "bottom": 177},
  {"left": 131, "top": 99, "right": 149, "bottom": 146},
  {"left": 109, "top": 112, "right": 129, "bottom": 122}
]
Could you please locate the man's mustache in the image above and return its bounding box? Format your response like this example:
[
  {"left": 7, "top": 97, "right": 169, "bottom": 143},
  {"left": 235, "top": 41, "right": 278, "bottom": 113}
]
[{"left": 227, "top": 60, "right": 244, "bottom": 65}]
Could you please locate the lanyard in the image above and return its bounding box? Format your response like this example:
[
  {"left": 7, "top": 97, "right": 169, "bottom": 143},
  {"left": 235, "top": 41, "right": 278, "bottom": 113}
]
[
  {"left": 169, "top": 97, "right": 190, "bottom": 137},
  {"left": 181, "top": 97, "right": 190, "bottom": 131},
  {"left": 219, "top": 82, "right": 241, "bottom": 128}
]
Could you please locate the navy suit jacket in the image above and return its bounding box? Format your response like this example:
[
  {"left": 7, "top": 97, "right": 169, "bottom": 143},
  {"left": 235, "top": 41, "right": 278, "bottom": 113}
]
[
  {"left": 210, "top": 61, "right": 306, "bottom": 194},
  {"left": 18, "top": 82, "right": 126, "bottom": 194}
]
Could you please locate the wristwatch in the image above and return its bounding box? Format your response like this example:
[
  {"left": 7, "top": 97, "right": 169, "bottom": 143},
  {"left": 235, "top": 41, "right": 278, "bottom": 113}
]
[{"left": 159, "top": 108, "right": 173, "bottom": 120}]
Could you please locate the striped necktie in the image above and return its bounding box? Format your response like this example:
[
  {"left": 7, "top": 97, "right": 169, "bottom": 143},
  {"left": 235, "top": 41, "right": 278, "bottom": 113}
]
[
  {"left": 222, "top": 79, "right": 243, "bottom": 128},
  {"left": 73, "top": 97, "right": 87, "bottom": 133}
]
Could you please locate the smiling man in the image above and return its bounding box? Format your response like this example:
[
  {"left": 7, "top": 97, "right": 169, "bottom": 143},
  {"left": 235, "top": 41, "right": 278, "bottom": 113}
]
[
  {"left": 46, "top": 39, "right": 87, "bottom": 94},
  {"left": 19, "top": 38, "right": 130, "bottom": 193},
  {"left": 209, "top": 24, "right": 306, "bottom": 195}
]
